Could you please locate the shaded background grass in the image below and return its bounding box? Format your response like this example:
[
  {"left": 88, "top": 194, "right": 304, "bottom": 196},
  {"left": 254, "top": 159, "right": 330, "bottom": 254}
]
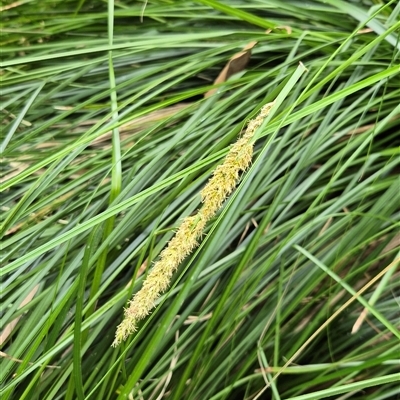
[{"left": 1, "top": 0, "right": 400, "bottom": 399}]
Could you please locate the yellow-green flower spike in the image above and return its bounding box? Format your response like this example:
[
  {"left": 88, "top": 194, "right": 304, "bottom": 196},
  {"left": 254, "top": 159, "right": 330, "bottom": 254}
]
[{"left": 113, "top": 102, "right": 274, "bottom": 346}]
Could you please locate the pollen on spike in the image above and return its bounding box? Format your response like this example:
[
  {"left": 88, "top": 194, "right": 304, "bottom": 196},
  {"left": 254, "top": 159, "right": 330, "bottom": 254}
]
[{"left": 113, "top": 100, "right": 276, "bottom": 346}]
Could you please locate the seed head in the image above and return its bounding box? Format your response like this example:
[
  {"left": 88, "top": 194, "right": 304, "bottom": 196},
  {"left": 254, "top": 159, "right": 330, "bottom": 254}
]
[{"left": 113, "top": 102, "right": 274, "bottom": 346}]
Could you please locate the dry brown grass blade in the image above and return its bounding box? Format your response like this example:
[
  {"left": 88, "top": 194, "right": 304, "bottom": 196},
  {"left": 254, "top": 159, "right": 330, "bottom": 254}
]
[
  {"left": 204, "top": 41, "right": 258, "bottom": 98},
  {"left": 381, "top": 233, "right": 400, "bottom": 254},
  {"left": 90, "top": 103, "right": 191, "bottom": 146},
  {"left": 204, "top": 26, "right": 294, "bottom": 99},
  {"left": 1, "top": 108, "right": 32, "bottom": 126},
  {"left": 0, "top": 284, "right": 39, "bottom": 345},
  {"left": 0, "top": 1, "right": 23, "bottom": 12},
  {"left": 0, "top": 351, "right": 60, "bottom": 369},
  {"left": 352, "top": 236, "right": 400, "bottom": 333},
  {"left": 4, "top": 186, "right": 85, "bottom": 235},
  {"left": 0, "top": 161, "right": 34, "bottom": 184},
  {"left": 253, "top": 257, "right": 400, "bottom": 399}
]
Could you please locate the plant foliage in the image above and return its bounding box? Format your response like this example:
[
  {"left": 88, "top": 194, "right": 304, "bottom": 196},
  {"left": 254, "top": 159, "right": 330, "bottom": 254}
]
[{"left": 1, "top": 1, "right": 399, "bottom": 399}]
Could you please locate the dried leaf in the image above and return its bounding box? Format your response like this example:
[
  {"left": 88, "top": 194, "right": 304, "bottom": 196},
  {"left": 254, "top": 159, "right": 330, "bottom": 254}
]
[
  {"left": 0, "top": 284, "right": 39, "bottom": 345},
  {"left": 205, "top": 41, "right": 257, "bottom": 98}
]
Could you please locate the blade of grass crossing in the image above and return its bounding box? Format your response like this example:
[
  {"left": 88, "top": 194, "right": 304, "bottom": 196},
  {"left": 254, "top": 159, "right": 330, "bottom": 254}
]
[
  {"left": 0, "top": 82, "right": 45, "bottom": 153},
  {"left": 195, "top": 0, "right": 276, "bottom": 30},
  {"left": 85, "top": 0, "right": 123, "bottom": 338},
  {"left": 170, "top": 64, "right": 307, "bottom": 400},
  {"left": 284, "top": 372, "right": 400, "bottom": 400},
  {"left": 294, "top": 244, "right": 400, "bottom": 340}
]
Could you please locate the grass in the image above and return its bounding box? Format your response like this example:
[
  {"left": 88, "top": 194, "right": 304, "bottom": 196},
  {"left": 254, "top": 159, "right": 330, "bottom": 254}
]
[{"left": 1, "top": 0, "right": 399, "bottom": 399}]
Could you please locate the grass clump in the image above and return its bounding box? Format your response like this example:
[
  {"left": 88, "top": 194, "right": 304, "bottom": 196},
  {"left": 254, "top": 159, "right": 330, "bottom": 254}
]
[{"left": 1, "top": 1, "right": 399, "bottom": 400}]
